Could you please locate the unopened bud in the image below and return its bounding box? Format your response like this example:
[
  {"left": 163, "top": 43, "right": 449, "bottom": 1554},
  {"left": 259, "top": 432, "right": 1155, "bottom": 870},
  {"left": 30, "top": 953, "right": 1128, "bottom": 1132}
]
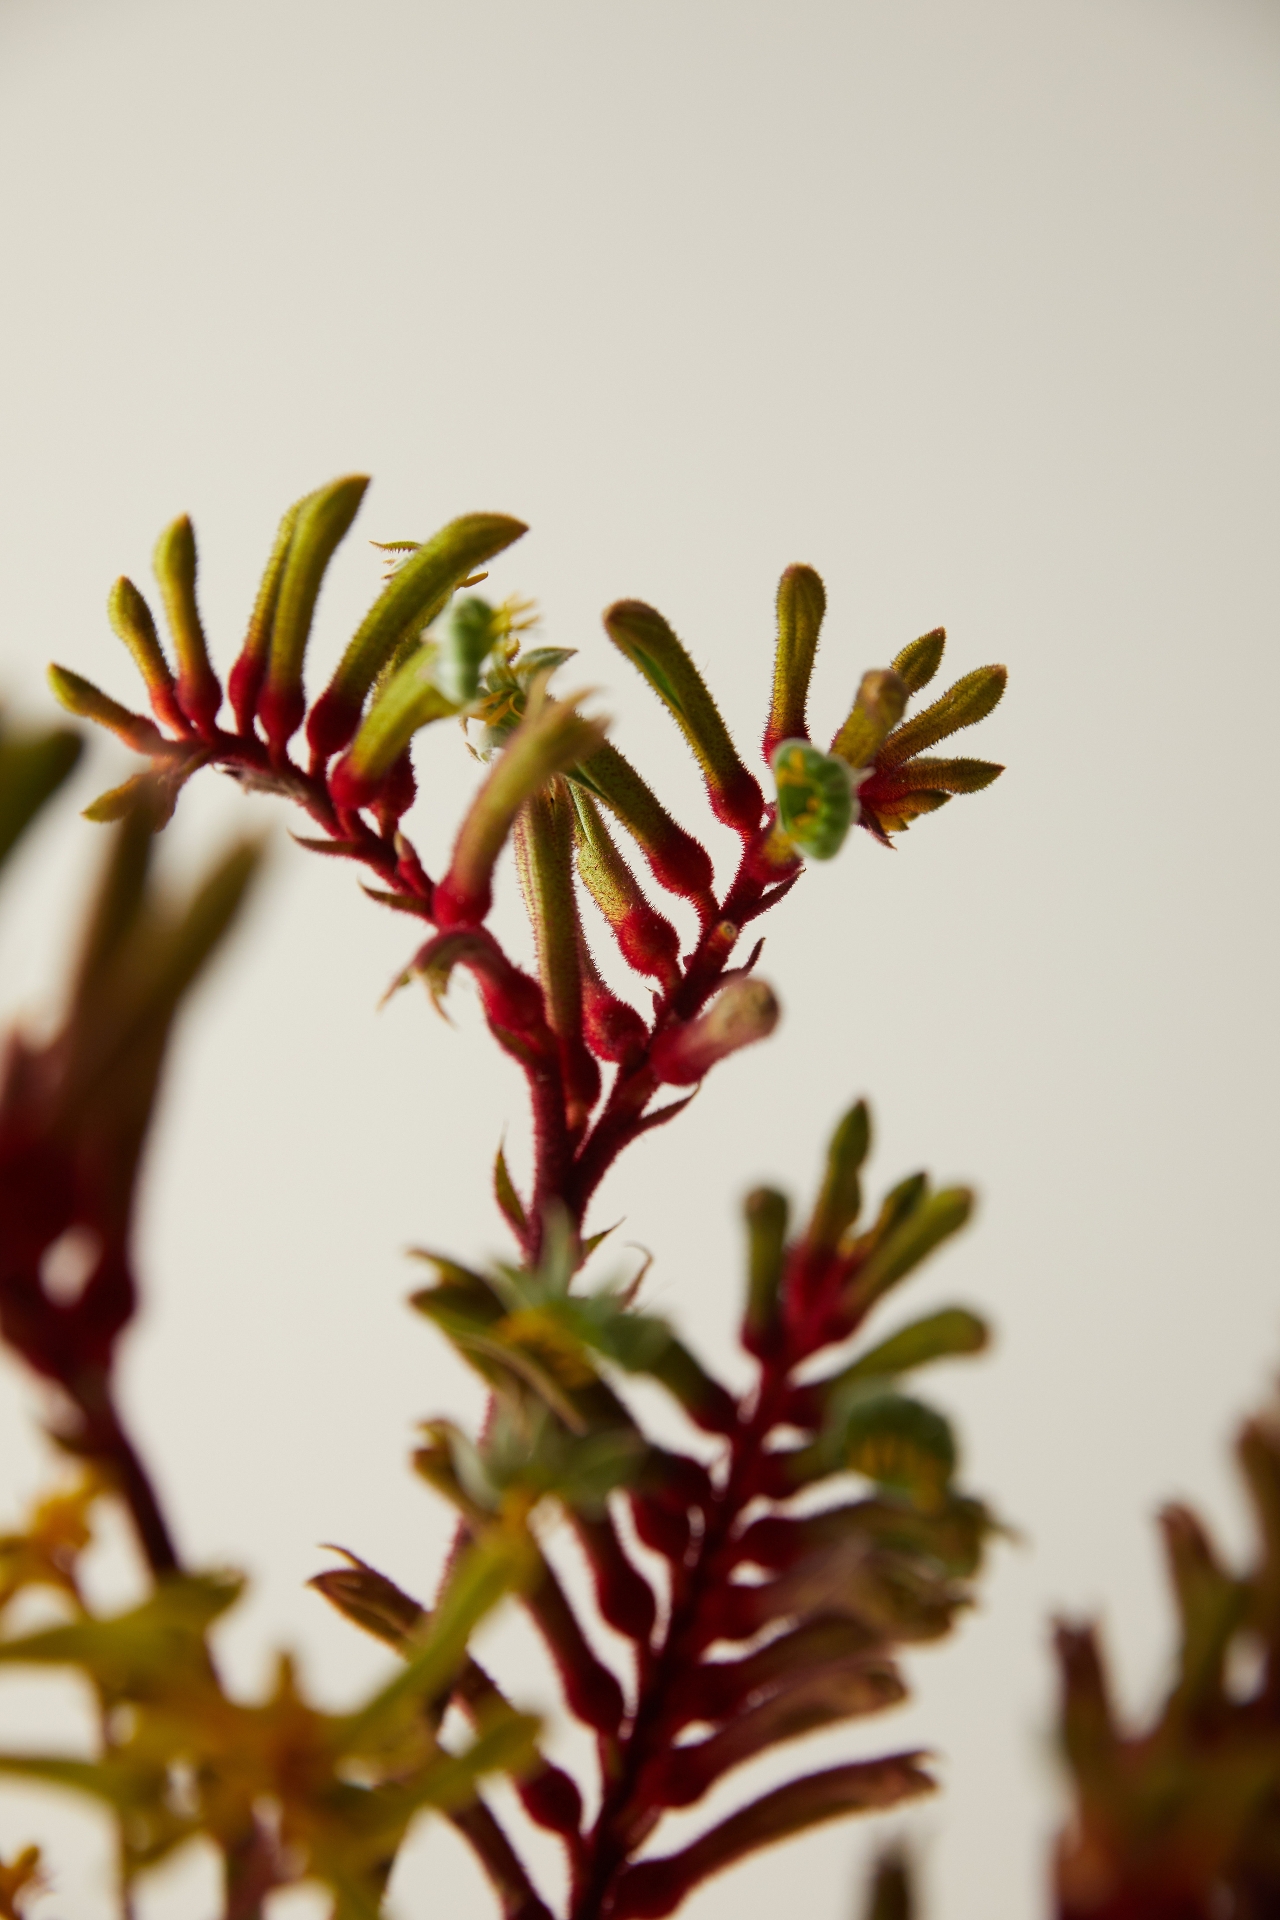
[
  {"left": 108, "top": 577, "right": 185, "bottom": 734},
  {"left": 830, "top": 669, "right": 908, "bottom": 770},
  {"left": 650, "top": 977, "right": 779, "bottom": 1086}
]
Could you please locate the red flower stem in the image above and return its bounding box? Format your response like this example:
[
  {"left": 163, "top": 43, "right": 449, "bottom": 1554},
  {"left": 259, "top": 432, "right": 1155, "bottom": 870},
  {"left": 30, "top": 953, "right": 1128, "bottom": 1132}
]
[
  {"left": 71, "top": 1372, "right": 180, "bottom": 1576},
  {"left": 570, "top": 1350, "right": 794, "bottom": 1920},
  {"left": 567, "top": 851, "right": 787, "bottom": 1220},
  {"left": 527, "top": 1052, "right": 573, "bottom": 1259},
  {"left": 187, "top": 725, "right": 433, "bottom": 904}
]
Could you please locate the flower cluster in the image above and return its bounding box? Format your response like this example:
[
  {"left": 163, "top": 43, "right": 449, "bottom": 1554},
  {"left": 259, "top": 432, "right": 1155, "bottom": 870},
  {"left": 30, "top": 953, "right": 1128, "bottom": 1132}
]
[
  {"left": 0, "top": 482, "right": 1009, "bottom": 1918},
  {"left": 50, "top": 478, "right": 1005, "bottom": 1255}
]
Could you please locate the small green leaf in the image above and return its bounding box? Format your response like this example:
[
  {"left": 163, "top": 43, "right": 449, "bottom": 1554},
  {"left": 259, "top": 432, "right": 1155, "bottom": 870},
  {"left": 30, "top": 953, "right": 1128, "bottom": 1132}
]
[
  {"left": 515, "top": 645, "right": 576, "bottom": 682},
  {"left": 494, "top": 1142, "right": 528, "bottom": 1238},
  {"left": 0, "top": 1571, "right": 242, "bottom": 1690},
  {"left": 310, "top": 1549, "right": 426, "bottom": 1651}
]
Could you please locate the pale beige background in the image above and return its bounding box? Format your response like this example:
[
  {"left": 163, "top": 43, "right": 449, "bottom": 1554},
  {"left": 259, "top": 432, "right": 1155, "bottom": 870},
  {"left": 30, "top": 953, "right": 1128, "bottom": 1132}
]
[{"left": 0, "top": 0, "right": 1277, "bottom": 1914}]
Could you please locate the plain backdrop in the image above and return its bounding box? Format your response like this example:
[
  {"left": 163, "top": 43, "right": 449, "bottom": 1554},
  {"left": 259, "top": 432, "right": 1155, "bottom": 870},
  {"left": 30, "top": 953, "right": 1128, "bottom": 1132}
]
[{"left": 0, "top": 0, "right": 1278, "bottom": 1915}]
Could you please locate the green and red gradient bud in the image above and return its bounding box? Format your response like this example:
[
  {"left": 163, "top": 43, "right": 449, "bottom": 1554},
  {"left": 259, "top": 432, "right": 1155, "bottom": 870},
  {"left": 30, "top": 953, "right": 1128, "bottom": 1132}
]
[
  {"left": 570, "top": 744, "right": 716, "bottom": 913},
  {"left": 228, "top": 497, "right": 302, "bottom": 736},
  {"left": 257, "top": 475, "right": 370, "bottom": 759},
  {"left": 433, "top": 693, "right": 607, "bottom": 929},
  {"left": 306, "top": 511, "right": 526, "bottom": 766},
  {"left": 763, "top": 563, "right": 826, "bottom": 761},
  {"left": 604, "top": 599, "right": 764, "bottom": 836},
  {"left": 107, "top": 577, "right": 188, "bottom": 736},
  {"left": 326, "top": 646, "right": 454, "bottom": 816},
  {"left": 571, "top": 790, "right": 682, "bottom": 991},
  {"left": 152, "top": 516, "right": 223, "bottom": 738},
  {"left": 48, "top": 666, "right": 171, "bottom": 758}
]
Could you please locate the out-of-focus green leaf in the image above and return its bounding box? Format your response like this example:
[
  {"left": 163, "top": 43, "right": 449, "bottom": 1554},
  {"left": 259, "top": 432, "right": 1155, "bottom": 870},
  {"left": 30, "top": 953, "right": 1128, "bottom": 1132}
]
[
  {"left": 832, "top": 1391, "right": 958, "bottom": 1509},
  {"left": 338, "top": 1527, "right": 532, "bottom": 1749},
  {"left": 1160, "top": 1504, "right": 1245, "bottom": 1716},
  {"left": 550, "top": 1291, "right": 737, "bottom": 1433},
  {"left": 821, "top": 1308, "right": 990, "bottom": 1395},
  {"left": 0, "top": 1570, "right": 241, "bottom": 1692},
  {"left": 742, "top": 1186, "right": 789, "bottom": 1351},
  {"left": 310, "top": 1549, "right": 425, "bottom": 1651},
  {"left": 846, "top": 1184, "right": 974, "bottom": 1315},
  {"left": 0, "top": 722, "right": 82, "bottom": 873},
  {"left": 807, "top": 1100, "right": 870, "bottom": 1250}
]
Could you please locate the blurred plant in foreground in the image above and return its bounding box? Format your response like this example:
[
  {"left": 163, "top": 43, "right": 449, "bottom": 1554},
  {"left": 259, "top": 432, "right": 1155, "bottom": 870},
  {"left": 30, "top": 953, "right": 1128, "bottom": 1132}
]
[
  {"left": 0, "top": 477, "right": 1007, "bottom": 1916},
  {"left": 1052, "top": 1404, "right": 1280, "bottom": 1920}
]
